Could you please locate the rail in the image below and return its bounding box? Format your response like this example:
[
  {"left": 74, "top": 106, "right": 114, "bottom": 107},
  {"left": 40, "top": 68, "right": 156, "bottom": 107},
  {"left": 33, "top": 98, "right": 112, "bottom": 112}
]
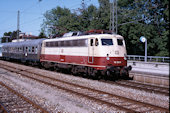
[{"left": 127, "top": 55, "right": 170, "bottom": 63}]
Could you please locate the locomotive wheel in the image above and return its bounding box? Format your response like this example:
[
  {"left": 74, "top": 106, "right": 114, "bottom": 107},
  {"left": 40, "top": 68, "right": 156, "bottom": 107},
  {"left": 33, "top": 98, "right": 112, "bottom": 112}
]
[
  {"left": 88, "top": 67, "right": 98, "bottom": 80},
  {"left": 71, "top": 66, "right": 77, "bottom": 75},
  {"left": 106, "top": 70, "right": 111, "bottom": 77},
  {"left": 54, "top": 66, "right": 60, "bottom": 72},
  {"left": 106, "top": 70, "right": 118, "bottom": 81},
  {"left": 82, "top": 67, "right": 88, "bottom": 78},
  {"left": 106, "top": 70, "right": 114, "bottom": 80}
]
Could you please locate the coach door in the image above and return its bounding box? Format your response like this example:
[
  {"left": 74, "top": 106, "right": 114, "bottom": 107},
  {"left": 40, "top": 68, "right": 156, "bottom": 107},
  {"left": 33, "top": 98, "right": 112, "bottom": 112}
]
[{"left": 88, "top": 38, "right": 95, "bottom": 63}]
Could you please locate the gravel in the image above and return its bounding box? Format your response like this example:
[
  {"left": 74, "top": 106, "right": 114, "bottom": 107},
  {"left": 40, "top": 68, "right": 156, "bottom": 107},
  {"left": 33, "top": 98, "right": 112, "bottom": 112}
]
[{"left": 0, "top": 62, "right": 169, "bottom": 112}]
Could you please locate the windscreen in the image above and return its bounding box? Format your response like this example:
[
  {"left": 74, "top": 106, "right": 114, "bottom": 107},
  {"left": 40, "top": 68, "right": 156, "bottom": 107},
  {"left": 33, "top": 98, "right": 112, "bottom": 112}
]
[{"left": 101, "top": 39, "right": 113, "bottom": 45}]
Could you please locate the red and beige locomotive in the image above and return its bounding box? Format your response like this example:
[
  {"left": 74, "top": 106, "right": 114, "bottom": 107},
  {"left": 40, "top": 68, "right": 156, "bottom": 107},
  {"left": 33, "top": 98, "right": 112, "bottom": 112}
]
[{"left": 1, "top": 30, "right": 132, "bottom": 80}]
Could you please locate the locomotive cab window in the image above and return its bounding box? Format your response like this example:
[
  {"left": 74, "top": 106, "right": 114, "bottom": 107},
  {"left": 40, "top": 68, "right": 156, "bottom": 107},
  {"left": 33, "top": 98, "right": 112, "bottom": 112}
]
[
  {"left": 101, "top": 39, "right": 113, "bottom": 45},
  {"left": 117, "top": 39, "right": 123, "bottom": 46}
]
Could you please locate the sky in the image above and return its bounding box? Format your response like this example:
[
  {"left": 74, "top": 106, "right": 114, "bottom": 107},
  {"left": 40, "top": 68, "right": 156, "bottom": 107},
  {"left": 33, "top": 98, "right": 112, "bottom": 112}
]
[{"left": 0, "top": 0, "right": 99, "bottom": 37}]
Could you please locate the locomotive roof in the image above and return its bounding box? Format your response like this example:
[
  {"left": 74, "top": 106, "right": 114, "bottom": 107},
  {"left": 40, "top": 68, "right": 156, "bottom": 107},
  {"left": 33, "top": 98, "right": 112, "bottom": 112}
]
[
  {"left": 44, "top": 34, "right": 123, "bottom": 42},
  {"left": 3, "top": 38, "right": 45, "bottom": 47}
]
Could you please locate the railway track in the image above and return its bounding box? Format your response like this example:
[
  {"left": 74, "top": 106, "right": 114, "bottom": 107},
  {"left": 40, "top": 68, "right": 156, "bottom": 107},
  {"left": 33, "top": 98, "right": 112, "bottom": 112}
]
[
  {"left": 0, "top": 81, "right": 48, "bottom": 113},
  {"left": 0, "top": 62, "right": 169, "bottom": 112},
  {"left": 102, "top": 80, "right": 169, "bottom": 96}
]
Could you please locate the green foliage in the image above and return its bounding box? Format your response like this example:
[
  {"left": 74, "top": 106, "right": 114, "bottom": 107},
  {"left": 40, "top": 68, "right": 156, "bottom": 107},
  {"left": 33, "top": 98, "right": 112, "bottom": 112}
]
[
  {"left": 1, "top": 31, "right": 17, "bottom": 43},
  {"left": 117, "top": 0, "right": 169, "bottom": 56},
  {"left": 38, "top": 32, "right": 47, "bottom": 38}
]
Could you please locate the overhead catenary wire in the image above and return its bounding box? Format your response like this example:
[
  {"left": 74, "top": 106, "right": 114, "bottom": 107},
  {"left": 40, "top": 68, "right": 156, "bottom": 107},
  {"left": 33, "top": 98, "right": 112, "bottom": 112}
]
[{"left": 20, "top": 16, "right": 44, "bottom": 27}]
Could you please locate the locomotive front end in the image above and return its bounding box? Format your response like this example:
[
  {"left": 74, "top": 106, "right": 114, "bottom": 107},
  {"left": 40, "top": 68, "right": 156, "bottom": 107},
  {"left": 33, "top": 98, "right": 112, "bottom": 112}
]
[{"left": 97, "top": 34, "right": 132, "bottom": 80}]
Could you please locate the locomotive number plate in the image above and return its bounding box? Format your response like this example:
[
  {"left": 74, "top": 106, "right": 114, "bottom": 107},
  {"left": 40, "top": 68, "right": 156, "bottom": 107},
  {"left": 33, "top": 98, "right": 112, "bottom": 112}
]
[{"left": 114, "top": 61, "right": 122, "bottom": 64}]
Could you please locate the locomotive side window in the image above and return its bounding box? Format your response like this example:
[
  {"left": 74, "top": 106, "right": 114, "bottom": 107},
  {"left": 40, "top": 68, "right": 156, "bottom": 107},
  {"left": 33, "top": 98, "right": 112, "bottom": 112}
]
[
  {"left": 61, "top": 41, "right": 64, "bottom": 46},
  {"left": 72, "top": 40, "right": 78, "bottom": 46},
  {"left": 90, "top": 39, "right": 93, "bottom": 46},
  {"left": 78, "top": 39, "right": 87, "bottom": 47},
  {"left": 117, "top": 39, "right": 123, "bottom": 46},
  {"left": 45, "top": 42, "right": 48, "bottom": 47},
  {"left": 65, "top": 41, "right": 70, "bottom": 47},
  {"left": 95, "top": 38, "right": 99, "bottom": 46},
  {"left": 55, "top": 41, "right": 58, "bottom": 46},
  {"left": 45, "top": 39, "right": 87, "bottom": 47},
  {"left": 51, "top": 42, "right": 53, "bottom": 47},
  {"left": 45, "top": 42, "right": 50, "bottom": 47},
  {"left": 101, "top": 39, "right": 113, "bottom": 45}
]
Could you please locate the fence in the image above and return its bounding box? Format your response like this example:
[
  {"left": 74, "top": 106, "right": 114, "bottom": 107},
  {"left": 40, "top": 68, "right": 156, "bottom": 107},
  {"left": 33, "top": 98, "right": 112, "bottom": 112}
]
[{"left": 127, "top": 55, "right": 170, "bottom": 63}]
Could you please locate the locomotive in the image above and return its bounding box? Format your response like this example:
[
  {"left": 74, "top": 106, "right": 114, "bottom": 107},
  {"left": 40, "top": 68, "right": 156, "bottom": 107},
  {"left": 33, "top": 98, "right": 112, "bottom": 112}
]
[{"left": 1, "top": 30, "right": 132, "bottom": 80}]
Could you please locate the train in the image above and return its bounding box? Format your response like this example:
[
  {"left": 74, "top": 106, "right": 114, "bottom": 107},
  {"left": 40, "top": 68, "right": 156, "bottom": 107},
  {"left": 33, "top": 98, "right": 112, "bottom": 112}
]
[
  {"left": 0, "top": 43, "right": 3, "bottom": 58},
  {"left": 1, "top": 31, "right": 132, "bottom": 80}
]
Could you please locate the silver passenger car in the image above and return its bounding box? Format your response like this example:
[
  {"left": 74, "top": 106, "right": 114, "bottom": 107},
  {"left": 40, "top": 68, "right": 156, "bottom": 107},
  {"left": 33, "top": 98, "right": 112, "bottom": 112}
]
[
  {"left": 2, "top": 39, "right": 45, "bottom": 63},
  {"left": 0, "top": 43, "right": 4, "bottom": 57}
]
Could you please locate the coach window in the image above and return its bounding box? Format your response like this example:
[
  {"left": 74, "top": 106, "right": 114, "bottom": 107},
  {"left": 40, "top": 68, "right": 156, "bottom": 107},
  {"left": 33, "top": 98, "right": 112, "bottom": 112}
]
[
  {"left": 95, "top": 38, "right": 99, "bottom": 46},
  {"left": 26, "top": 47, "right": 28, "bottom": 52},
  {"left": 90, "top": 39, "right": 93, "bottom": 46},
  {"left": 28, "top": 47, "right": 31, "bottom": 53},
  {"left": 19, "top": 47, "right": 22, "bottom": 52},
  {"left": 32, "top": 47, "right": 34, "bottom": 53},
  {"left": 35, "top": 46, "right": 38, "bottom": 53}
]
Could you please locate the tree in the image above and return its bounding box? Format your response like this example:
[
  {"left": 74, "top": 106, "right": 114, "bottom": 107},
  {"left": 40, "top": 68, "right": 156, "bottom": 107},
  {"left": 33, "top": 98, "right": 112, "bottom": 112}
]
[
  {"left": 1, "top": 31, "right": 17, "bottom": 43},
  {"left": 38, "top": 32, "right": 47, "bottom": 38},
  {"left": 97, "top": 0, "right": 110, "bottom": 30},
  {"left": 117, "top": 0, "right": 169, "bottom": 56},
  {"left": 42, "top": 6, "right": 80, "bottom": 35}
]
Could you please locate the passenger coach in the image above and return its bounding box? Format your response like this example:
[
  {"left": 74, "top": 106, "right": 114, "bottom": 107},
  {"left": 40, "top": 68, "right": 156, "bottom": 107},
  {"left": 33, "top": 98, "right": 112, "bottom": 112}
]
[
  {"left": 0, "top": 43, "right": 4, "bottom": 58},
  {"left": 2, "top": 39, "right": 45, "bottom": 64}
]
